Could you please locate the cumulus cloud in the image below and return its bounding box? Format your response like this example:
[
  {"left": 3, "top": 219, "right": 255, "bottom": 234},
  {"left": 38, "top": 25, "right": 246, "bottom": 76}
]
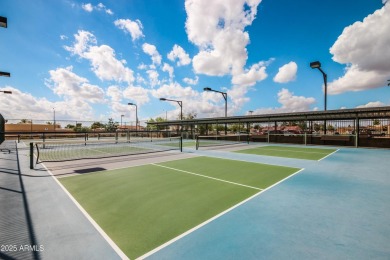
[
  {"left": 123, "top": 86, "right": 150, "bottom": 106},
  {"left": 142, "top": 43, "right": 162, "bottom": 66},
  {"left": 185, "top": 0, "right": 262, "bottom": 76},
  {"left": 232, "top": 61, "right": 268, "bottom": 87},
  {"left": 0, "top": 86, "right": 94, "bottom": 120},
  {"left": 183, "top": 76, "right": 198, "bottom": 85},
  {"left": 273, "top": 61, "right": 297, "bottom": 83},
  {"left": 162, "top": 63, "right": 174, "bottom": 80},
  {"left": 82, "top": 3, "right": 113, "bottom": 15},
  {"left": 253, "top": 88, "right": 316, "bottom": 114},
  {"left": 81, "top": 3, "right": 93, "bottom": 12},
  {"left": 114, "top": 19, "right": 144, "bottom": 41},
  {"left": 356, "top": 101, "right": 386, "bottom": 108},
  {"left": 167, "top": 44, "right": 191, "bottom": 66},
  {"left": 328, "top": 4, "right": 390, "bottom": 94},
  {"left": 146, "top": 70, "right": 160, "bottom": 87},
  {"left": 46, "top": 66, "right": 105, "bottom": 103},
  {"left": 64, "top": 30, "right": 135, "bottom": 84}
]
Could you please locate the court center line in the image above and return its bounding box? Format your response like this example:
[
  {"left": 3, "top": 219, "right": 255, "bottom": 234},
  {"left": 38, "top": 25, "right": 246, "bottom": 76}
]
[
  {"left": 318, "top": 149, "right": 339, "bottom": 161},
  {"left": 151, "top": 163, "right": 262, "bottom": 191}
]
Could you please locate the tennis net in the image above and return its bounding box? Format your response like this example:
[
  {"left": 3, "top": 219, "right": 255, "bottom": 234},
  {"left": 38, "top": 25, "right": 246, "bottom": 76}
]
[
  {"left": 195, "top": 134, "right": 249, "bottom": 150},
  {"left": 30, "top": 137, "right": 182, "bottom": 164}
]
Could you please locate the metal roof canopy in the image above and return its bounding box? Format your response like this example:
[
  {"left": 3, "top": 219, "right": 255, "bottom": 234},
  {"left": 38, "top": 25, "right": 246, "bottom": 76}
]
[{"left": 147, "top": 106, "right": 390, "bottom": 126}]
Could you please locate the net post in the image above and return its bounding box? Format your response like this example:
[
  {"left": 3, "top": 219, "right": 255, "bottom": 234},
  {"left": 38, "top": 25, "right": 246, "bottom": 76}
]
[
  {"left": 180, "top": 136, "right": 183, "bottom": 152},
  {"left": 304, "top": 132, "right": 307, "bottom": 146},
  {"left": 195, "top": 135, "right": 199, "bottom": 150},
  {"left": 115, "top": 132, "right": 118, "bottom": 143},
  {"left": 29, "top": 142, "right": 34, "bottom": 169}
]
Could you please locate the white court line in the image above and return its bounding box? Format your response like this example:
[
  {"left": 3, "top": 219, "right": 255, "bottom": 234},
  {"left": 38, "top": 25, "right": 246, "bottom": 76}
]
[
  {"left": 151, "top": 163, "right": 262, "bottom": 191},
  {"left": 37, "top": 163, "right": 129, "bottom": 260},
  {"left": 318, "top": 149, "right": 339, "bottom": 161},
  {"left": 137, "top": 167, "right": 305, "bottom": 260},
  {"left": 255, "top": 147, "right": 334, "bottom": 155}
]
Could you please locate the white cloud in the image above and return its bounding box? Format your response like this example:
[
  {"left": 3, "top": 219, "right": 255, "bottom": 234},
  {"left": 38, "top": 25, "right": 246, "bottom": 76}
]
[
  {"left": 183, "top": 76, "right": 198, "bottom": 85},
  {"left": 142, "top": 43, "right": 162, "bottom": 66},
  {"left": 64, "top": 30, "right": 96, "bottom": 57},
  {"left": 46, "top": 66, "right": 105, "bottom": 103},
  {"left": 84, "top": 45, "right": 135, "bottom": 84},
  {"left": 96, "top": 3, "right": 113, "bottom": 15},
  {"left": 253, "top": 88, "right": 315, "bottom": 114},
  {"left": 185, "top": 0, "right": 262, "bottom": 76},
  {"left": 328, "top": 4, "right": 390, "bottom": 94},
  {"left": 232, "top": 61, "right": 268, "bottom": 87},
  {"left": 123, "top": 86, "right": 150, "bottom": 106},
  {"left": 65, "top": 30, "right": 135, "bottom": 84},
  {"left": 82, "top": 3, "right": 113, "bottom": 15},
  {"left": 167, "top": 44, "right": 191, "bottom": 66},
  {"left": 82, "top": 3, "right": 93, "bottom": 12},
  {"left": 0, "top": 86, "right": 94, "bottom": 120},
  {"left": 152, "top": 82, "right": 198, "bottom": 99},
  {"left": 356, "top": 101, "right": 386, "bottom": 108},
  {"left": 114, "top": 19, "right": 144, "bottom": 41},
  {"left": 162, "top": 63, "right": 174, "bottom": 80},
  {"left": 106, "top": 85, "right": 122, "bottom": 102},
  {"left": 146, "top": 70, "right": 160, "bottom": 87},
  {"left": 273, "top": 61, "right": 297, "bottom": 83}
]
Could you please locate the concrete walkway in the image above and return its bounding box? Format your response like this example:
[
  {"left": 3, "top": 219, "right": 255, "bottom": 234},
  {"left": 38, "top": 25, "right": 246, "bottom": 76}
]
[{"left": 0, "top": 141, "right": 122, "bottom": 260}]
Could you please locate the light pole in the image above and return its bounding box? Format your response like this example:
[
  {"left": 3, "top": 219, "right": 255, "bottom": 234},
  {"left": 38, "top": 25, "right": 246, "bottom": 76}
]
[
  {"left": 0, "top": 16, "right": 7, "bottom": 28},
  {"left": 310, "top": 61, "right": 328, "bottom": 134},
  {"left": 0, "top": 17, "right": 10, "bottom": 78},
  {"left": 128, "top": 103, "right": 138, "bottom": 131},
  {"left": 160, "top": 98, "right": 182, "bottom": 134},
  {"left": 310, "top": 61, "right": 328, "bottom": 111},
  {"left": 120, "top": 114, "right": 124, "bottom": 128},
  {"left": 53, "top": 108, "right": 56, "bottom": 131},
  {"left": 159, "top": 98, "right": 182, "bottom": 120},
  {"left": 204, "top": 87, "right": 228, "bottom": 135}
]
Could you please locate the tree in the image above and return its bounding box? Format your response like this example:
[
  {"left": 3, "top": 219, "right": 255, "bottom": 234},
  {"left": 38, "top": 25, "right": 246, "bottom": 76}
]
[
  {"left": 65, "top": 124, "right": 75, "bottom": 129},
  {"left": 19, "top": 119, "right": 31, "bottom": 123},
  {"left": 373, "top": 119, "right": 381, "bottom": 125},
  {"left": 147, "top": 117, "right": 167, "bottom": 130},
  {"left": 105, "top": 118, "right": 118, "bottom": 132},
  {"left": 91, "top": 121, "right": 105, "bottom": 130}
]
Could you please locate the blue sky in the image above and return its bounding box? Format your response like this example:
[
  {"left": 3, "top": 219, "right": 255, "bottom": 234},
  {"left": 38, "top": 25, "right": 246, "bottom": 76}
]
[{"left": 0, "top": 0, "right": 389, "bottom": 124}]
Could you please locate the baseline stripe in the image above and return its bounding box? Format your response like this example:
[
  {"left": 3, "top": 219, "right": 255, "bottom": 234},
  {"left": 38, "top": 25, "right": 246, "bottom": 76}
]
[
  {"left": 151, "top": 163, "right": 262, "bottom": 191},
  {"left": 258, "top": 147, "right": 332, "bottom": 155},
  {"left": 318, "top": 149, "right": 339, "bottom": 161}
]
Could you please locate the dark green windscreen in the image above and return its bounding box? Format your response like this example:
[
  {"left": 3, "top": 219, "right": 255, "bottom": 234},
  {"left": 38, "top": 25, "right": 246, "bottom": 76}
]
[{"left": 0, "top": 113, "right": 5, "bottom": 144}]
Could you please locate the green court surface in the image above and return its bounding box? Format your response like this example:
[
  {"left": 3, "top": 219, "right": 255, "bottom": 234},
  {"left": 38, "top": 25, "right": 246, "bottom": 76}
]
[
  {"left": 235, "top": 145, "right": 337, "bottom": 160},
  {"left": 59, "top": 156, "right": 299, "bottom": 259}
]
